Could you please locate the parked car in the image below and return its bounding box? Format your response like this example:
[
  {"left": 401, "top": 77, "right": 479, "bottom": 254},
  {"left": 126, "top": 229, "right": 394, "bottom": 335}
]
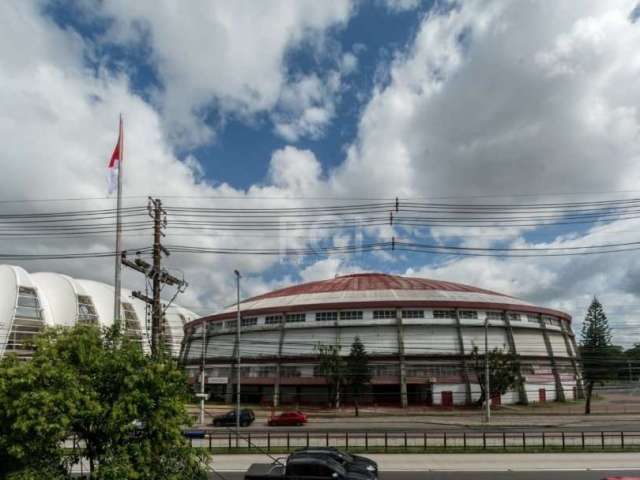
[
  {"left": 245, "top": 455, "right": 375, "bottom": 480},
  {"left": 212, "top": 408, "right": 255, "bottom": 427},
  {"left": 267, "top": 411, "right": 308, "bottom": 426},
  {"left": 291, "top": 448, "right": 377, "bottom": 475}
]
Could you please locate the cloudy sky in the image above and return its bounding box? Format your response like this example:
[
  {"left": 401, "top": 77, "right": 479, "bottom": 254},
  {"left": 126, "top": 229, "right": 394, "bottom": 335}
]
[{"left": 2, "top": 0, "right": 640, "bottom": 345}]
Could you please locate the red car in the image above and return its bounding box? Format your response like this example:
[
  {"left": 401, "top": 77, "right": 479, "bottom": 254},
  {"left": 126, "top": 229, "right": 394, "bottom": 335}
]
[{"left": 267, "top": 411, "right": 308, "bottom": 426}]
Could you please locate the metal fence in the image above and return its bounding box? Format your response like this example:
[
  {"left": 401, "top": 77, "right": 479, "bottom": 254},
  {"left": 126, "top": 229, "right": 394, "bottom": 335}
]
[{"left": 185, "top": 430, "right": 640, "bottom": 452}]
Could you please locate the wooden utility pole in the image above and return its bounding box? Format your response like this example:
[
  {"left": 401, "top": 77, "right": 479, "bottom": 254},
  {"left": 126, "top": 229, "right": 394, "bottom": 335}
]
[{"left": 122, "top": 197, "right": 187, "bottom": 357}]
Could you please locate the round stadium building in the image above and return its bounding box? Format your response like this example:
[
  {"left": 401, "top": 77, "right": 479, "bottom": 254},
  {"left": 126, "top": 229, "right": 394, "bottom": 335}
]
[
  {"left": 0, "top": 264, "right": 196, "bottom": 360},
  {"left": 181, "top": 273, "right": 583, "bottom": 407}
]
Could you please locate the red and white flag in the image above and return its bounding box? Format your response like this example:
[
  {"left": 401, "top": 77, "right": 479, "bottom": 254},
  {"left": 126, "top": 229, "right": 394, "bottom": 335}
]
[{"left": 107, "top": 117, "right": 123, "bottom": 194}]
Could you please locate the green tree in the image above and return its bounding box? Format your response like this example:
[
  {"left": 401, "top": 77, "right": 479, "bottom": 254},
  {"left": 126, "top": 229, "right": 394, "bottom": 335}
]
[
  {"left": 0, "top": 325, "right": 208, "bottom": 479},
  {"left": 470, "top": 346, "right": 521, "bottom": 407},
  {"left": 315, "top": 344, "right": 346, "bottom": 409},
  {"left": 346, "top": 337, "right": 371, "bottom": 417},
  {"left": 580, "top": 297, "right": 616, "bottom": 414}
]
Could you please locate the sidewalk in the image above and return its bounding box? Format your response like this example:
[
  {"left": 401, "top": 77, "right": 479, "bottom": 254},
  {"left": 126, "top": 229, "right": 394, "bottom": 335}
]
[{"left": 211, "top": 453, "right": 640, "bottom": 472}]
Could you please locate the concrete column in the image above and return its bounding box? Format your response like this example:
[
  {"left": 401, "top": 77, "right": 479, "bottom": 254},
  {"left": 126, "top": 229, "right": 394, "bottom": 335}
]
[
  {"left": 453, "top": 308, "right": 472, "bottom": 405},
  {"left": 560, "top": 319, "right": 584, "bottom": 399},
  {"left": 396, "top": 308, "right": 408, "bottom": 408},
  {"left": 503, "top": 311, "right": 528, "bottom": 405},
  {"left": 273, "top": 313, "right": 287, "bottom": 408},
  {"left": 538, "top": 314, "right": 566, "bottom": 402}
]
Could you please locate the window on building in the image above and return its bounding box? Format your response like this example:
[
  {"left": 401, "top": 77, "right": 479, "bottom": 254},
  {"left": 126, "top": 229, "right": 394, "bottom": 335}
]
[
  {"left": 15, "top": 287, "right": 42, "bottom": 319},
  {"left": 285, "top": 313, "right": 306, "bottom": 323},
  {"left": 486, "top": 311, "right": 503, "bottom": 321},
  {"left": 527, "top": 314, "right": 539, "bottom": 323},
  {"left": 281, "top": 366, "right": 301, "bottom": 377},
  {"left": 258, "top": 366, "right": 277, "bottom": 377},
  {"left": 407, "top": 364, "right": 461, "bottom": 377},
  {"left": 209, "top": 322, "right": 223, "bottom": 331},
  {"left": 459, "top": 310, "right": 478, "bottom": 319},
  {"left": 120, "top": 302, "right": 143, "bottom": 344},
  {"left": 373, "top": 310, "right": 396, "bottom": 319},
  {"left": 224, "top": 320, "right": 236, "bottom": 329},
  {"left": 339, "top": 311, "right": 363, "bottom": 320},
  {"left": 369, "top": 364, "right": 400, "bottom": 377},
  {"left": 8, "top": 287, "right": 45, "bottom": 359},
  {"left": 265, "top": 315, "right": 283, "bottom": 325},
  {"left": 508, "top": 313, "right": 521, "bottom": 322},
  {"left": 433, "top": 310, "right": 455, "bottom": 319},
  {"left": 402, "top": 310, "right": 424, "bottom": 319},
  {"left": 241, "top": 317, "right": 258, "bottom": 327},
  {"left": 315, "top": 311, "right": 338, "bottom": 322},
  {"left": 77, "top": 295, "right": 99, "bottom": 324}
]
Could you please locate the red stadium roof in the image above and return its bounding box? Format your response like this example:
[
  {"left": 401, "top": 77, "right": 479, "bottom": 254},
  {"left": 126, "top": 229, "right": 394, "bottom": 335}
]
[
  {"left": 246, "top": 273, "right": 507, "bottom": 301},
  {"left": 188, "top": 272, "right": 571, "bottom": 325}
]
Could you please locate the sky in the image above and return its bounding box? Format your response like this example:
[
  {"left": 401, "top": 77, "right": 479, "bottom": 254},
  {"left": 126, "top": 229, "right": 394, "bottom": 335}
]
[{"left": 2, "top": 0, "right": 640, "bottom": 346}]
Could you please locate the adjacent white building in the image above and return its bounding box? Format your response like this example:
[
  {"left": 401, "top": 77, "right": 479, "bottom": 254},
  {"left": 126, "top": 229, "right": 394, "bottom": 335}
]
[{"left": 0, "top": 264, "right": 196, "bottom": 359}]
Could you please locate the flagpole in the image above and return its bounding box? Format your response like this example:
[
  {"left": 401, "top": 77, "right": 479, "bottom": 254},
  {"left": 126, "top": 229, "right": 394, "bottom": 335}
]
[{"left": 113, "top": 114, "right": 124, "bottom": 332}]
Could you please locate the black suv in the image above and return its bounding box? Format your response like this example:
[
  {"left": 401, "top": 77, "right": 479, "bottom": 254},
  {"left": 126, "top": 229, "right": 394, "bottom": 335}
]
[
  {"left": 290, "top": 448, "right": 378, "bottom": 476},
  {"left": 212, "top": 408, "right": 255, "bottom": 427}
]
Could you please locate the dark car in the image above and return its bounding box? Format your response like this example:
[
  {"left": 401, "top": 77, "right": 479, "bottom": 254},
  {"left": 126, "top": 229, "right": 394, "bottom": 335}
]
[
  {"left": 268, "top": 411, "right": 308, "bottom": 426},
  {"left": 245, "top": 455, "right": 375, "bottom": 480},
  {"left": 212, "top": 408, "right": 255, "bottom": 427},
  {"left": 291, "top": 448, "right": 377, "bottom": 475}
]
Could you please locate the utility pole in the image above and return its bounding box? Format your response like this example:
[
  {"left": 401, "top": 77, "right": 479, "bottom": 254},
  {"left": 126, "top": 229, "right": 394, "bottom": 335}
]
[
  {"left": 484, "top": 316, "right": 491, "bottom": 423},
  {"left": 151, "top": 198, "right": 163, "bottom": 356},
  {"left": 234, "top": 270, "right": 241, "bottom": 439},
  {"left": 122, "top": 197, "right": 187, "bottom": 357}
]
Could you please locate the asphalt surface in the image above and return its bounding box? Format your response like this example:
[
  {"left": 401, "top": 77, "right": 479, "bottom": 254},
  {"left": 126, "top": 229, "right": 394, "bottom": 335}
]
[
  {"left": 210, "top": 471, "right": 640, "bottom": 480},
  {"left": 200, "top": 419, "right": 640, "bottom": 433}
]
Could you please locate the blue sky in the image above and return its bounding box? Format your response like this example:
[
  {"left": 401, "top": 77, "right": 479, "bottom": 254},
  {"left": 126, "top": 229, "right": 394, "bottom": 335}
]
[
  {"left": 2, "top": 0, "right": 640, "bottom": 344},
  {"left": 45, "top": 1, "right": 429, "bottom": 189}
]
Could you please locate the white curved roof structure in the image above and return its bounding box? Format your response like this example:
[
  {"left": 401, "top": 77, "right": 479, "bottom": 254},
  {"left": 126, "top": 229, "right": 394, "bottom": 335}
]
[{"left": 0, "top": 264, "right": 196, "bottom": 359}]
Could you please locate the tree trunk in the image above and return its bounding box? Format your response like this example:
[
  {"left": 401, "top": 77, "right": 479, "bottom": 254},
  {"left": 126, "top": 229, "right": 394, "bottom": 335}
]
[
  {"left": 335, "top": 384, "right": 341, "bottom": 409},
  {"left": 354, "top": 397, "right": 359, "bottom": 417},
  {"left": 584, "top": 381, "right": 594, "bottom": 415}
]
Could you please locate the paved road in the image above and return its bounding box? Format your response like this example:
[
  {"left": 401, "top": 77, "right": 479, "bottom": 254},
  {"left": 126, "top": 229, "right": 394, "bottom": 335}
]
[
  {"left": 202, "top": 419, "right": 640, "bottom": 433},
  {"left": 210, "top": 471, "right": 640, "bottom": 480}
]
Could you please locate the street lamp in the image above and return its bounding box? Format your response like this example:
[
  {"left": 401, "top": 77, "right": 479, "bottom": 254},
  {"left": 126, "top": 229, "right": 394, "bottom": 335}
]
[
  {"left": 198, "top": 319, "right": 207, "bottom": 425},
  {"left": 484, "top": 315, "right": 491, "bottom": 423},
  {"left": 234, "top": 270, "right": 241, "bottom": 439}
]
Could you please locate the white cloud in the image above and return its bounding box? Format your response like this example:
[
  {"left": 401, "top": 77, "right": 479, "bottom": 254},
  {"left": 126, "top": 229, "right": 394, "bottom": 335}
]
[
  {"left": 272, "top": 73, "right": 339, "bottom": 142},
  {"left": 332, "top": 0, "right": 640, "bottom": 200},
  {"left": 381, "top": 0, "right": 422, "bottom": 12},
  {"left": 5, "top": 0, "right": 640, "bottom": 348},
  {"left": 0, "top": 1, "right": 339, "bottom": 315},
  {"left": 92, "top": 0, "right": 354, "bottom": 146}
]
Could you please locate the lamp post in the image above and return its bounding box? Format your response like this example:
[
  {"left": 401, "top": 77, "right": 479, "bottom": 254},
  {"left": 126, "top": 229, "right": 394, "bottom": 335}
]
[
  {"left": 484, "top": 315, "right": 491, "bottom": 423},
  {"left": 199, "top": 320, "right": 206, "bottom": 425},
  {"left": 234, "top": 270, "right": 241, "bottom": 439}
]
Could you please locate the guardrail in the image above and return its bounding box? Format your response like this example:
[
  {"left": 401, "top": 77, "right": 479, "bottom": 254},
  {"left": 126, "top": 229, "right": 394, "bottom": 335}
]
[{"left": 184, "top": 430, "right": 640, "bottom": 453}]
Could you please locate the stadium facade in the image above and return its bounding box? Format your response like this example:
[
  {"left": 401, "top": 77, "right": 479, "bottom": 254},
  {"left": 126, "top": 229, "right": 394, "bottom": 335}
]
[
  {"left": 181, "top": 273, "right": 583, "bottom": 407},
  {"left": 0, "top": 264, "right": 196, "bottom": 359}
]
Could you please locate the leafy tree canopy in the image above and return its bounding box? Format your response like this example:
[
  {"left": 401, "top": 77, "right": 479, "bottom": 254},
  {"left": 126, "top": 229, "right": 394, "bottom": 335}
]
[
  {"left": 470, "top": 346, "right": 521, "bottom": 406},
  {"left": 315, "top": 343, "right": 346, "bottom": 408},
  {"left": 0, "top": 325, "right": 208, "bottom": 479}
]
